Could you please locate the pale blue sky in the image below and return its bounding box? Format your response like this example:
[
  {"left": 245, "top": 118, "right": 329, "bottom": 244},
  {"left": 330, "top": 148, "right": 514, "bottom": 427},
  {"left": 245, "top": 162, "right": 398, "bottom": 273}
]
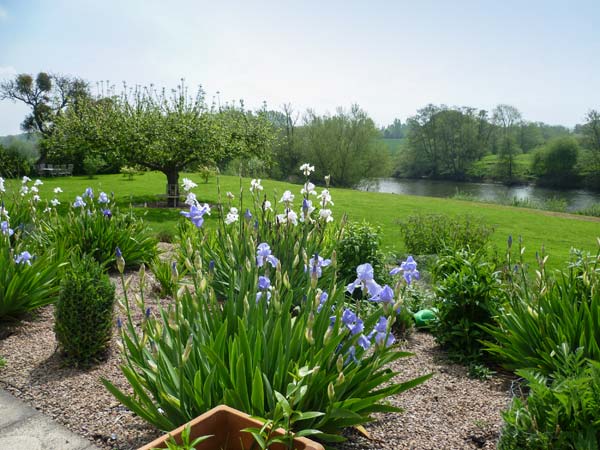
[{"left": 0, "top": 0, "right": 599, "bottom": 135}]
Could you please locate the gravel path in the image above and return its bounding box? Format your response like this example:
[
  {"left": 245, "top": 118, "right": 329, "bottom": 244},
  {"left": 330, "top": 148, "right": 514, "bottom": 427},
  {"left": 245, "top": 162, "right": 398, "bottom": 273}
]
[{"left": 0, "top": 272, "right": 512, "bottom": 450}]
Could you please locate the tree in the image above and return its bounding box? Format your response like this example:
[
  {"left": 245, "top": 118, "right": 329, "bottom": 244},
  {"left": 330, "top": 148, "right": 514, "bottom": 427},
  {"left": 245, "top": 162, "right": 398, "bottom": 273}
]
[
  {"left": 402, "top": 105, "right": 489, "bottom": 179},
  {"left": 265, "top": 103, "right": 302, "bottom": 180},
  {"left": 531, "top": 137, "right": 579, "bottom": 187},
  {"left": 580, "top": 110, "right": 600, "bottom": 189},
  {"left": 492, "top": 104, "right": 522, "bottom": 183},
  {"left": 298, "top": 105, "right": 390, "bottom": 187},
  {"left": 381, "top": 118, "right": 407, "bottom": 139},
  {"left": 0, "top": 72, "right": 89, "bottom": 160},
  {"left": 48, "top": 82, "right": 274, "bottom": 205}
]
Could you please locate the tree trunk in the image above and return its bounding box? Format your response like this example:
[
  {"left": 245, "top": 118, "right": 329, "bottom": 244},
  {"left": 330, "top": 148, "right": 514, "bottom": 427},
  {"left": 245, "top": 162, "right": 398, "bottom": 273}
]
[{"left": 164, "top": 169, "right": 180, "bottom": 208}]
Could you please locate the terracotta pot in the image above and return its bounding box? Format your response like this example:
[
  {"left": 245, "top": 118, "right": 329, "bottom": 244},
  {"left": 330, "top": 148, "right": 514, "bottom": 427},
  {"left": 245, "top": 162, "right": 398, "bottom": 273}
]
[{"left": 138, "top": 405, "right": 325, "bottom": 450}]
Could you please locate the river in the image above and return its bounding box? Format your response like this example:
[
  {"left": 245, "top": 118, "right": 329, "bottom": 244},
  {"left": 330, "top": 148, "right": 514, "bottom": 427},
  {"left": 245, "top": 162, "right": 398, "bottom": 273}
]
[{"left": 357, "top": 178, "right": 600, "bottom": 212}]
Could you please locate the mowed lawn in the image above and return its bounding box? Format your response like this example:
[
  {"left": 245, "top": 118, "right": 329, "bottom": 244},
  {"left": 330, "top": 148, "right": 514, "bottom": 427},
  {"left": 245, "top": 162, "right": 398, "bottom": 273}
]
[{"left": 5, "top": 171, "right": 599, "bottom": 269}]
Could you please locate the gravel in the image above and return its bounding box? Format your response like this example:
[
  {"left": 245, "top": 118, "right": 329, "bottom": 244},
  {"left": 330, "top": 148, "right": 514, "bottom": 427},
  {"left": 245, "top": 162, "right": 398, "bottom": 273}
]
[{"left": 0, "top": 267, "right": 512, "bottom": 450}]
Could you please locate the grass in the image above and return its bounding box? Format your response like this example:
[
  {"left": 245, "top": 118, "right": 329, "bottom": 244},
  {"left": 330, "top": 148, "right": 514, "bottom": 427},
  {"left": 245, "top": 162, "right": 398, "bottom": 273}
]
[
  {"left": 468, "top": 153, "right": 534, "bottom": 181},
  {"left": 4, "top": 171, "right": 599, "bottom": 270}
]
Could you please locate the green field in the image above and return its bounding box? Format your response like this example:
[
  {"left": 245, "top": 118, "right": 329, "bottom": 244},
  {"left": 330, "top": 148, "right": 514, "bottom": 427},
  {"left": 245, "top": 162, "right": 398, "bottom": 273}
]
[{"left": 5, "top": 172, "right": 599, "bottom": 269}]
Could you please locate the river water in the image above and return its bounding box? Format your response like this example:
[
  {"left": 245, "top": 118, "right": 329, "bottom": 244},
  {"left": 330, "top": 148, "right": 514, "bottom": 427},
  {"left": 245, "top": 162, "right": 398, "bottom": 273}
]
[{"left": 357, "top": 178, "right": 600, "bottom": 212}]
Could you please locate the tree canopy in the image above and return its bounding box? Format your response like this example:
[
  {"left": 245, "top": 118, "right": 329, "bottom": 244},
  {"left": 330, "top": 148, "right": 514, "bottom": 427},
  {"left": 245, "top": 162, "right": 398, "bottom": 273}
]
[{"left": 47, "top": 82, "right": 274, "bottom": 204}]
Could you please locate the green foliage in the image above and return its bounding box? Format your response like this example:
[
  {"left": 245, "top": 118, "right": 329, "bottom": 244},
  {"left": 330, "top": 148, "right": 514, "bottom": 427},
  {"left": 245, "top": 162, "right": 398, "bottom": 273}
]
[
  {"left": 432, "top": 247, "right": 505, "bottom": 362},
  {"left": 0, "top": 231, "right": 61, "bottom": 320},
  {"left": 337, "top": 221, "right": 389, "bottom": 287},
  {"left": 82, "top": 154, "right": 106, "bottom": 178},
  {"left": 0, "top": 143, "right": 34, "bottom": 178},
  {"left": 399, "top": 213, "right": 494, "bottom": 255},
  {"left": 47, "top": 82, "right": 274, "bottom": 204},
  {"left": 120, "top": 166, "right": 142, "bottom": 181},
  {"left": 280, "top": 105, "right": 390, "bottom": 187},
  {"left": 402, "top": 104, "right": 490, "bottom": 179},
  {"left": 243, "top": 369, "right": 324, "bottom": 449},
  {"left": 104, "top": 171, "right": 431, "bottom": 441},
  {"left": 483, "top": 243, "right": 600, "bottom": 375},
  {"left": 0, "top": 356, "right": 5, "bottom": 369},
  {"left": 155, "top": 423, "right": 212, "bottom": 450},
  {"left": 150, "top": 257, "right": 179, "bottom": 298},
  {"left": 532, "top": 137, "right": 579, "bottom": 187},
  {"left": 576, "top": 203, "right": 600, "bottom": 217},
  {"left": 498, "top": 361, "right": 600, "bottom": 450},
  {"left": 54, "top": 254, "right": 115, "bottom": 365},
  {"left": 0, "top": 72, "right": 89, "bottom": 140},
  {"left": 43, "top": 197, "right": 156, "bottom": 269}
]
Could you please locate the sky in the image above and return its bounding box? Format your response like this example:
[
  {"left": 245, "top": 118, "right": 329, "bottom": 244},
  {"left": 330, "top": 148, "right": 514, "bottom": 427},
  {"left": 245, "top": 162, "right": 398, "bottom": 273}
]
[{"left": 0, "top": 0, "right": 599, "bottom": 135}]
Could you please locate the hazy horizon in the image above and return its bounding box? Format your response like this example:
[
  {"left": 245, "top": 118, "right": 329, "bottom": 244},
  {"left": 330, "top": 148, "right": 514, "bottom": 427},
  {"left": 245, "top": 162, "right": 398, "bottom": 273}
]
[{"left": 1, "top": 0, "right": 599, "bottom": 135}]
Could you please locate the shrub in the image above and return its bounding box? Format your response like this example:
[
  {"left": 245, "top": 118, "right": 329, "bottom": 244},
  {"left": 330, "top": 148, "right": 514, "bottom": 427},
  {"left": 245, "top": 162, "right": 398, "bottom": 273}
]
[
  {"left": 399, "top": 214, "right": 494, "bottom": 255},
  {"left": 483, "top": 242, "right": 600, "bottom": 375},
  {"left": 54, "top": 254, "right": 115, "bottom": 365},
  {"left": 499, "top": 360, "right": 600, "bottom": 449},
  {"left": 0, "top": 143, "right": 33, "bottom": 178},
  {"left": 337, "top": 220, "right": 390, "bottom": 287},
  {"left": 432, "top": 247, "right": 505, "bottom": 362},
  {"left": 104, "top": 167, "right": 432, "bottom": 442},
  {"left": 82, "top": 154, "right": 105, "bottom": 178},
  {"left": 0, "top": 218, "right": 61, "bottom": 320},
  {"left": 43, "top": 188, "right": 156, "bottom": 268}
]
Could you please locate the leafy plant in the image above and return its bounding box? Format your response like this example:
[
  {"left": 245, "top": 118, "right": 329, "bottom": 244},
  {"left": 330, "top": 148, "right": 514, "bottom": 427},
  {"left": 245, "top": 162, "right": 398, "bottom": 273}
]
[
  {"left": 432, "top": 247, "right": 505, "bottom": 362},
  {"left": 150, "top": 257, "right": 179, "bottom": 298},
  {"left": 483, "top": 240, "right": 600, "bottom": 375},
  {"left": 498, "top": 361, "right": 600, "bottom": 449},
  {"left": 104, "top": 169, "right": 432, "bottom": 443},
  {"left": 41, "top": 188, "right": 156, "bottom": 268},
  {"left": 54, "top": 253, "right": 115, "bottom": 365},
  {"left": 156, "top": 423, "right": 212, "bottom": 450},
  {"left": 0, "top": 226, "right": 61, "bottom": 320},
  {"left": 243, "top": 367, "right": 324, "bottom": 449},
  {"left": 399, "top": 213, "right": 494, "bottom": 255},
  {"left": 0, "top": 356, "right": 6, "bottom": 369},
  {"left": 337, "top": 220, "right": 390, "bottom": 287}
]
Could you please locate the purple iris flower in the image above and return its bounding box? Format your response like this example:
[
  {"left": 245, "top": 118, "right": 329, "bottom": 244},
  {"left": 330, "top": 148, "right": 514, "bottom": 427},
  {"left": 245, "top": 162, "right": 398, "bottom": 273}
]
[
  {"left": 370, "top": 284, "right": 395, "bottom": 304},
  {"left": 98, "top": 192, "right": 110, "bottom": 204},
  {"left": 369, "top": 316, "right": 395, "bottom": 347},
  {"left": 244, "top": 208, "right": 252, "bottom": 222},
  {"left": 180, "top": 203, "right": 211, "bottom": 228},
  {"left": 73, "top": 196, "right": 86, "bottom": 208},
  {"left": 256, "top": 275, "right": 272, "bottom": 303},
  {"left": 346, "top": 263, "right": 381, "bottom": 296},
  {"left": 115, "top": 247, "right": 122, "bottom": 258},
  {"left": 317, "top": 291, "right": 328, "bottom": 313},
  {"left": 308, "top": 254, "right": 332, "bottom": 278},
  {"left": 258, "top": 275, "right": 271, "bottom": 290},
  {"left": 83, "top": 187, "right": 94, "bottom": 199},
  {"left": 345, "top": 346, "right": 358, "bottom": 365},
  {"left": 256, "top": 243, "right": 279, "bottom": 268},
  {"left": 357, "top": 334, "right": 371, "bottom": 350},
  {"left": 102, "top": 209, "right": 112, "bottom": 218},
  {"left": 1, "top": 221, "right": 13, "bottom": 237},
  {"left": 390, "top": 256, "right": 420, "bottom": 285},
  {"left": 14, "top": 251, "right": 33, "bottom": 265},
  {"left": 341, "top": 308, "right": 363, "bottom": 335}
]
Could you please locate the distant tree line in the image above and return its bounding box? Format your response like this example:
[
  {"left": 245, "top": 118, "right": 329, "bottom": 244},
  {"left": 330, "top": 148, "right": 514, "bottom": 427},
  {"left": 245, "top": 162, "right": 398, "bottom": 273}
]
[
  {"left": 2, "top": 71, "right": 599, "bottom": 191},
  {"left": 388, "top": 104, "right": 600, "bottom": 189}
]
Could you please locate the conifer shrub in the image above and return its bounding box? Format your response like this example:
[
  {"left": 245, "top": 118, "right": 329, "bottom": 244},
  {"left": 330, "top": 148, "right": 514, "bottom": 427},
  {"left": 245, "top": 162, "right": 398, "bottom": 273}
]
[{"left": 55, "top": 254, "right": 115, "bottom": 366}]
